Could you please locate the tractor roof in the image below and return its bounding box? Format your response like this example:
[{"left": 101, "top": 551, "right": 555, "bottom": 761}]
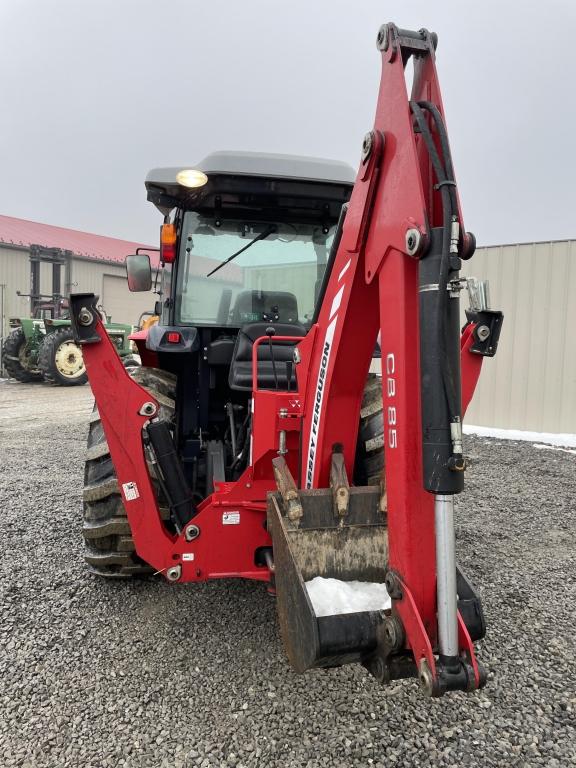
[
  {"left": 145, "top": 151, "right": 356, "bottom": 217},
  {"left": 147, "top": 151, "right": 356, "bottom": 187}
]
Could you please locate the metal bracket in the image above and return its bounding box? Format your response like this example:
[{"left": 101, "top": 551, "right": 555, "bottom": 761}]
[
  {"left": 69, "top": 293, "right": 102, "bottom": 344},
  {"left": 465, "top": 309, "right": 504, "bottom": 357},
  {"left": 456, "top": 565, "right": 486, "bottom": 641},
  {"left": 376, "top": 23, "right": 437, "bottom": 62},
  {"left": 448, "top": 277, "right": 468, "bottom": 297}
]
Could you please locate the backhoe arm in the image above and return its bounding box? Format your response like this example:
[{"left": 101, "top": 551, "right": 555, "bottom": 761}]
[{"left": 272, "top": 23, "right": 502, "bottom": 696}]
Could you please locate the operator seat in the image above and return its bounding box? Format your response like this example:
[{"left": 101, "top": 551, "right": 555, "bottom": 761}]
[
  {"left": 228, "top": 321, "right": 306, "bottom": 391},
  {"left": 228, "top": 290, "right": 305, "bottom": 391}
]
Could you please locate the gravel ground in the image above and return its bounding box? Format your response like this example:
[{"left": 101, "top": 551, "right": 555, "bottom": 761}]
[{"left": 1, "top": 379, "right": 575, "bottom": 768}]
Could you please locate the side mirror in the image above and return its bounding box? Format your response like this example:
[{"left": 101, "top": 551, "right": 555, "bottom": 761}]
[{"left": 126, "top": 254, "right": 152, "bottom": 292}]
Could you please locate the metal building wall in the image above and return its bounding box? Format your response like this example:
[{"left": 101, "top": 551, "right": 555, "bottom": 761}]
[
  {"left": 0, "top": 247, "right": 34, "bottom": 353},
  {"left": 70, "top": 260, "right": 159, "bottom": 324},
  {"left": 68, "top": 257, "right": 113, "bottom": 297},
  {"left": 0, "top": 247, "right": 149, "bottom": 348},
  {"left": 462, "top": 240, "right": 576, "bottom": 433}
]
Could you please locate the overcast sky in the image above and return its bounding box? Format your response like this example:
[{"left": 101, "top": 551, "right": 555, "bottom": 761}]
[{"left": 0, "top": 0, "right": 574, "bottom": 247}]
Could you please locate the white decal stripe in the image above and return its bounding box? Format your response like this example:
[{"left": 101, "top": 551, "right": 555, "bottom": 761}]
[
  {"left": 305, "top": 315, "right": 338, "bottom": 488},
  {"left": 338, "top": 258, "right": 352, "bottom": 282},
  {"left": 329, "top": 285, "right": 345, "bottom": 320}
]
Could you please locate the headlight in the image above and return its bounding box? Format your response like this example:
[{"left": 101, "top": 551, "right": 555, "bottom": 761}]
[{"left": 176, "top": 169, "right": 208, "bottom": 188}]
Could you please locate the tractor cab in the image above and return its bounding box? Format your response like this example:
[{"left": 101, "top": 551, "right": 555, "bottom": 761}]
[
  {"left": 142, "top": 151, "right": 354, "bottom": 328},
  {"left": 128, "top": 152, "right": 355, "bottom": 496}
]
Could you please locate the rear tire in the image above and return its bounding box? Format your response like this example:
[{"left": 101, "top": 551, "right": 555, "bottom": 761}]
[
  {"left": 122, "top": 354, "right": 141, "bottom": 370},
  {"left": 2, "top": 327, "right": 43, "bottom": 382},
  {"left": 354, "top": 373, "right": 384, "bottom": 486},
  {"left": 39, "top": 327, "right": 88, "bottom": 386},
  {"left": 82, "top": 367, "right": 176, "bottom": 578}
]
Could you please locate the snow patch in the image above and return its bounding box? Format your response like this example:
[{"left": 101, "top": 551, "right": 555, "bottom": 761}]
[
  {"left": 464, "top": 425, "right": 576, "bottom": 449},
  {"left": 532, "top": 443, "right": 576, "bottom": 456},
  {"left": 305, "top": 577, "right": 391, "bottom": 617}
]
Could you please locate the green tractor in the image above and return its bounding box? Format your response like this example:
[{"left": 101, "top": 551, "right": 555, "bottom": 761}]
[
  {"left": 2, "top": 245, "right": 136, "bottom": 386},
  {"left": 3, "top": 302, "right": 133, "bottom": 386}
]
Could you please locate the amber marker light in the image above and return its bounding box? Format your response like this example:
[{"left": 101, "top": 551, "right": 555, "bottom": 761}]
[{"left": 160, "top": 222, "right": 177, "bottom": 263}]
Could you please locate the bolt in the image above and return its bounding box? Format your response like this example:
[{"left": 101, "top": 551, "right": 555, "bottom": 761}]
[
  {"left": 405, "top": 228, "right": 422, "bottom": 257},
  {"left": 184, "top": 524, "right": 200, "bottom": 542},
  {"left": 383, "top": 616, "right": 404, "bottom": 651},
  {"left": 385, "top": 570, "right": 402, "bottom": 599},
  {"left": 139, "top": 401, "right": 157, "bottom": 417},
  {"left": 361, "top": 131, "right": 374, "bottom": 163},
  {"left": 477, "top": 324, "right": 490, "bottom": 342},
  {"left": 376, "top": 23, "right": 390, "bottom": 51},
  {"left": 78, "top": 307, "right": 93, "bottom": 326},
  {"left": 166, "top": 565, "right": 181, "bottom": 582},
  {"left": 278, "top": 430, "right": 288, "bottom": 456},
  {"left": 419, "top": 660, "right": 435, "bottom": 697}
]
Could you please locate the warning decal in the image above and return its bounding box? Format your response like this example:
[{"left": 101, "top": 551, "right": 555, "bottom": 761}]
[
  {"left": 122, "top": 481, "right": 140, "bottom": 501},
  {"left": 222, "top": 512, "right": 240, "bottom": 525}
]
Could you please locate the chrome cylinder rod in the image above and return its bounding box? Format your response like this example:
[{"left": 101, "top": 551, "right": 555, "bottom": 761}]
[{"left": 435, "top": 494, "right": 458, "bottom": 657}]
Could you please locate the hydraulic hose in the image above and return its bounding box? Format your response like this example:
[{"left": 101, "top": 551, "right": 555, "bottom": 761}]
[
  {"left": 411, "top": 101, "right": 465, "bottom": 662},
  {"left": 410, "top": 101, "right": 460, "bottom": 429}
]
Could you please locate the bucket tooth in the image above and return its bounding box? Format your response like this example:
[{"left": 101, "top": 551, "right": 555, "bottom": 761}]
[
  {"left": 330, "top": 445, "right": 350, "bottom": 519},
  {"left": 272, "top": 457, "right": 303, "bottom": 524}
]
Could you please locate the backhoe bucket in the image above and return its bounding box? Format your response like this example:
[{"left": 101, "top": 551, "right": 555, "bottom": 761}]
[{"left": 268, "top": 486, "right": 388, "bottom": 672}]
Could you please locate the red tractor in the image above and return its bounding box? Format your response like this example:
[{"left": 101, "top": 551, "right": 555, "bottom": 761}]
[{"left": 72, "top": 24, "right": 502, "bottom": 697}]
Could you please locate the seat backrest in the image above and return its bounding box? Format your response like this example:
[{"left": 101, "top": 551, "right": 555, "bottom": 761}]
[
  {"left": 229, "top": 321, "right": 306, "bottom": 391},
  {"left": 230, "top": 290, "right": 299, "bottom": 324}
]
